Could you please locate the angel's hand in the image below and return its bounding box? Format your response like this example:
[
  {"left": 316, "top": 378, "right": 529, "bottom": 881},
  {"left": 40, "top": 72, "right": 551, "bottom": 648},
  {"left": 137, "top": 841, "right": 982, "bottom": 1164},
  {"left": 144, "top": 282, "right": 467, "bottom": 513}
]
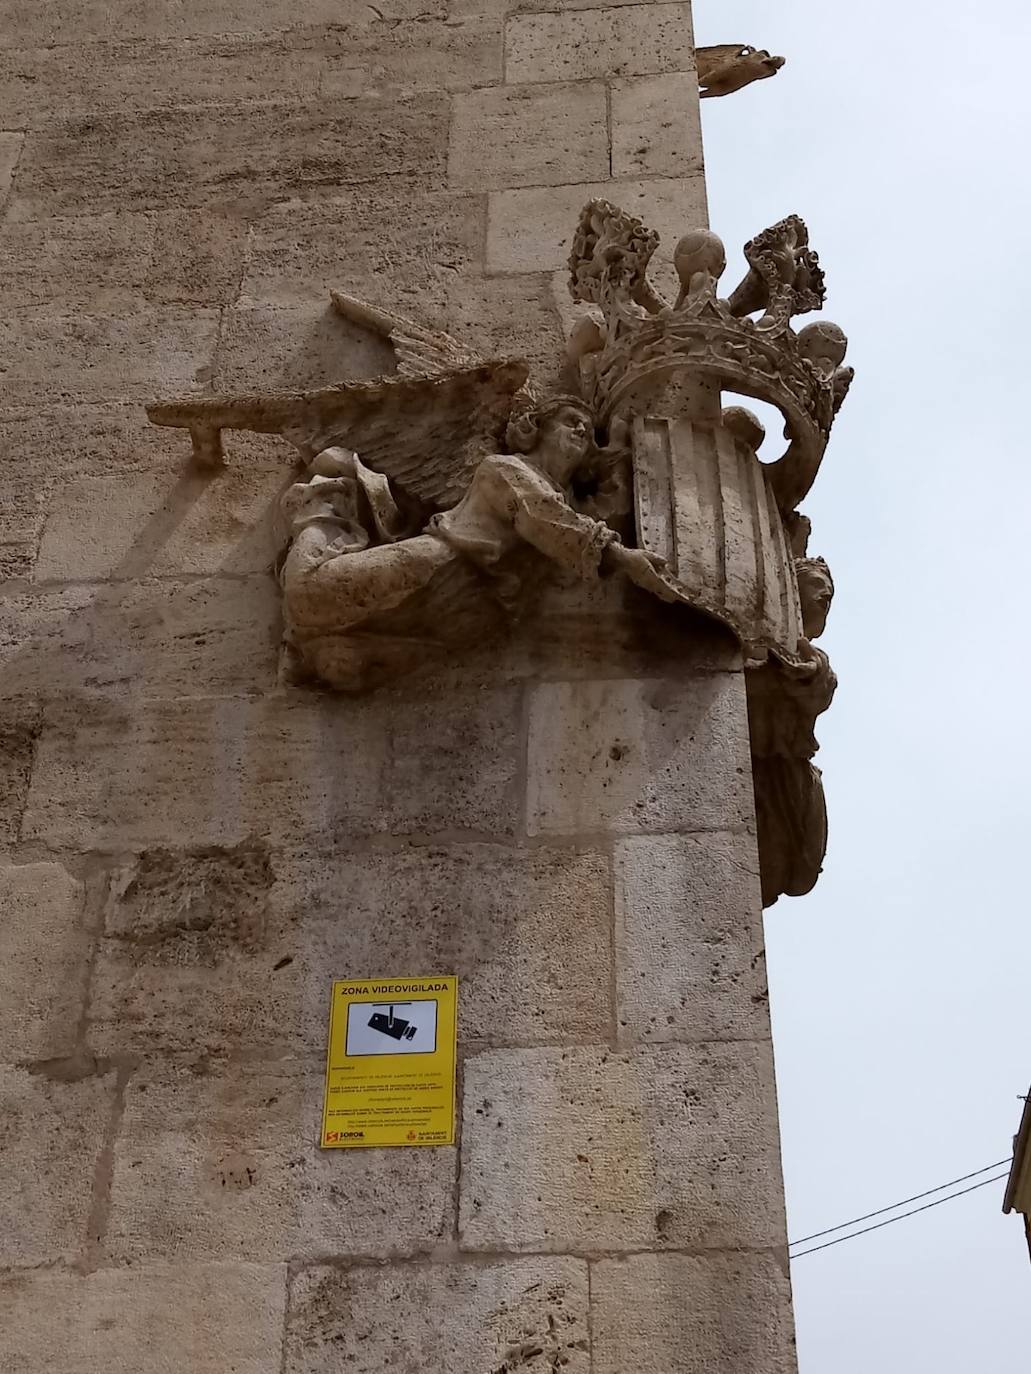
[{"left": 604, "top": 543, "right": 667, "bottom": 579}]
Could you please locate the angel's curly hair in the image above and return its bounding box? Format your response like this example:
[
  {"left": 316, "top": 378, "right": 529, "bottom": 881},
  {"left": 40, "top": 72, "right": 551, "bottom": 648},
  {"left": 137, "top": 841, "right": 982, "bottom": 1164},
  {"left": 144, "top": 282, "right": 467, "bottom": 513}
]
[{"left": 505, "top": 395, "right": 594, "bottom": 455}]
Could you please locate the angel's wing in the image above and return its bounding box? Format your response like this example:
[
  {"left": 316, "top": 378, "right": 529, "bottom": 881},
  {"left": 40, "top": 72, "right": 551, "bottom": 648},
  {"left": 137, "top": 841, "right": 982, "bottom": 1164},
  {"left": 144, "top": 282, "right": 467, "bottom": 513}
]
[
  {"left": 330, "top": 291, "right": 485, "bottom": 380},
  {"left": 146, "top": 292, "right": 529, "bottom": 511}
]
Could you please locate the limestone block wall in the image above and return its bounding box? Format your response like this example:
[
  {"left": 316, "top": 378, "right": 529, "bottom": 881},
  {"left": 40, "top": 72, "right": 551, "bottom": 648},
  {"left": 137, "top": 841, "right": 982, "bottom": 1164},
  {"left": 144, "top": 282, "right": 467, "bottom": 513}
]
[{"left": 0, "top": 2, "right": 796, "bottom": 1371}]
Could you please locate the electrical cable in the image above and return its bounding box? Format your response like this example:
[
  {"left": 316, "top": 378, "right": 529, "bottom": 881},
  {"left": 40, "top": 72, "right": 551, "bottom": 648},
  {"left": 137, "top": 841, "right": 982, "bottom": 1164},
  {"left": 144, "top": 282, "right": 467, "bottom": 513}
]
[
  {"left": 788, "top": 1156, "right": 1013, "bottom": 1247},
  {"left": 789, "top": 1171, "right": 1011, "bottom": 1259}
]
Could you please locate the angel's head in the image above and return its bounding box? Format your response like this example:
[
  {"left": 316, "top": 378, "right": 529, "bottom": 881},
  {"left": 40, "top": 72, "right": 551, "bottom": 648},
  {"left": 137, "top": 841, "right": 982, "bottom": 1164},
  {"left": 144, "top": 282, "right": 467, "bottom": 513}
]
[
  {"left": 506, "top": 396, "right": 594, "bottom": 485},
  {"left": 795, "top": 555, "right": 833, "bottom": 641}
]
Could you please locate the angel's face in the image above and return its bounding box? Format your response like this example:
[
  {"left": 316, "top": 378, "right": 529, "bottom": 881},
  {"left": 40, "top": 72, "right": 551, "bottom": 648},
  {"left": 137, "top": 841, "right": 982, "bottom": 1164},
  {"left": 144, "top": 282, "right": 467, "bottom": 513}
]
[{"left": 539, "top": 405, "right": 592, "bottom": 481}]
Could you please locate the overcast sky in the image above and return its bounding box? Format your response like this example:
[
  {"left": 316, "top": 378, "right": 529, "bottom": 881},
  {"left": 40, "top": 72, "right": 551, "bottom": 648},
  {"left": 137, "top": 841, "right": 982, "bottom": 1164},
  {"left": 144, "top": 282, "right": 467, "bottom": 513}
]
[{"left": 694, "top": 2, "right": 1031, "bottom": 1367}]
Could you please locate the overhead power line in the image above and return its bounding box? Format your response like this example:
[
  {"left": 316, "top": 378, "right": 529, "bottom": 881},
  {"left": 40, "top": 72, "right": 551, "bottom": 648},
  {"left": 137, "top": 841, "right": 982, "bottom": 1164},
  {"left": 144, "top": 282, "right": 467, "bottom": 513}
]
[
  {"left": 789, "top": 1156, "right": 1013, "bottom": 1248},
  {"left": 790, "top": 1171, "right": 1011, "bottom": 1259}
]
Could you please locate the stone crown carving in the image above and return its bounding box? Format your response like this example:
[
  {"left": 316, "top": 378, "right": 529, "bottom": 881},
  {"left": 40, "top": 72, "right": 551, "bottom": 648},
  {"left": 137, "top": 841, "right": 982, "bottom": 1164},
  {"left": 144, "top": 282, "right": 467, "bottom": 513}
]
[{"left": 568, "top": 201, "right": 852, "bottom": 512}]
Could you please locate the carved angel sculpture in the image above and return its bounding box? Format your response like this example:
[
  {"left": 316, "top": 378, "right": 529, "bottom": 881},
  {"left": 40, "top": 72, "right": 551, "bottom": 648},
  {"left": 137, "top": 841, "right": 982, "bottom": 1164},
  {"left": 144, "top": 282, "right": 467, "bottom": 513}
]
[
  {"left": 696, "top": 45, "right": 786, "bottom": 99},
  {"left": 279, "top": 395, "right": 662, "bottom": 691},
  {"left": 747, "top": 554, "right": 837, "bottom": 907}
]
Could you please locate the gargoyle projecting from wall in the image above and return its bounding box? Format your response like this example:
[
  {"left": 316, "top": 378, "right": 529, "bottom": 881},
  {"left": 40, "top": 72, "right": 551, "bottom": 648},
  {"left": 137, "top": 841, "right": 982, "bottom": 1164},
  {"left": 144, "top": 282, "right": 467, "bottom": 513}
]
[{"left": 696, "top": 44, "right": 786, "bottom": 98}]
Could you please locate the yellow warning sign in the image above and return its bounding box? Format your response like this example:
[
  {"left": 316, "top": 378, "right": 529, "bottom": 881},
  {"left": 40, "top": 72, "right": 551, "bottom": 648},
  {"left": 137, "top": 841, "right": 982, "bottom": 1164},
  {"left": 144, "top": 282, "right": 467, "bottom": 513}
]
[{"left": 320, "top": 976, "right": 458, "bottom": 1149}]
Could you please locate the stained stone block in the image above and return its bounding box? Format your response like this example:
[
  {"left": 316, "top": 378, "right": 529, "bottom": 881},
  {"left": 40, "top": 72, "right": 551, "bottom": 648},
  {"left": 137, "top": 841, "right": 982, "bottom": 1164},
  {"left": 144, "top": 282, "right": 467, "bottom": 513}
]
[
  {"left": 105, "top": 1062, "right": 454, "bottom": 1262},
  {"left": 611, "top": 73, "right": 704, "bottom": 178},
  {"left": 0, "top": 578, "right": 280, "bottom": 700},
  {"left": 285, "top": 1258, "right": 590, "bottom": 1374},
  {"left": 0, "top": 309, "right": 219, "bottom": 405},
  {"left": 451, "top": 0, "right": 658, "bottom": 15},
  {"left": 276, "top": 843, "right": 612, "bottom": 1052},
  {"left": 23, "top": 689, "right": 521, "bottom": 850},
  {"left": 0, "top": 1066, "right": 114, "bottom": 1266},
  {"left": 0, "top": 863, "right": 88, "bottom": 1061},
  {"left": 0, "top": 0, "right": 444, "bottom": 44},
  {"left": 1, "top": 210, "right": 250, "bottom": 315},
  {"left": 321, "top": 18, "right": 502, "bottom": 98},
  {"left": 0, "top": 701, "right": 40, "bottom": 847},
  {"left": 9, "top": 96, "right": 448, "bottom": 219},
  {"left": 240, "top": 191, "right": 484, "bottom": 312},
  {"left": 0, "top": 37, "right": 324, "bottom": 124},
  {"left": 449, "top": 82, "right": 609, "bottom": 191},
  {"left": 459, "top": 1043, "right": 786, "bottom": 1253},
  {"left": 486, "top": 175, "right": 708, "bottom": 275},
  {"left": 526, "top": 676, "right": 753, "bottom": 837},
  {"left": 591, "top": 1253, "right": 797, "bottom": 1374},
  {"left": 34, "top": 468, "right": 287, "bottom": 583},
  {"left": 214, "top": 304, "right": 397, "bottom": 393},
  {"left": 0, "top": 1263, "right": 287, "bottom": 1374},
  {"left": 506, "top": 3, "right": 696, "bottom": 83},
  {"left": 615, "top": 833, "right": 768, "bottom": 1044},
  {"left": 0, "top": 130, "right": 22, "bottom": 203},
  {"left": 445, "top": 271, "right": 566, "bottom": 394},
  {"left": 0, "top": 402, "right": 283, "bottom": 476},
  {"left": 88, "top": 842, "right": 295, "bottom": 1058}
]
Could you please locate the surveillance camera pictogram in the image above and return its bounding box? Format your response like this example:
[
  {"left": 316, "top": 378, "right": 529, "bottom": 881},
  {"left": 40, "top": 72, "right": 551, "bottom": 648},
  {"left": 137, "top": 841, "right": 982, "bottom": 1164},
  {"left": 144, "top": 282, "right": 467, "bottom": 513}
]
[{"left": 345, "top": 998, "right": 439, "bottom": 1056}]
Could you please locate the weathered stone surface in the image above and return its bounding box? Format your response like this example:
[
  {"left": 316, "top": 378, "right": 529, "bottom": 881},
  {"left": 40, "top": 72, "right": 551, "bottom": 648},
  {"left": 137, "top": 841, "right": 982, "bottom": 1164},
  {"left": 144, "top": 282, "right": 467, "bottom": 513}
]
[
  {"left": 0, "top": 701, "right": 40, "bottom": 848},
  {"left": 0, "top": 578, "right": 279, "bottom": 700},
  {"left": 10, "top": 96, "right": 448, "bottom": 219},
  {"left": 2, "top": 209, "right": 249, "bottom": 315},
  {"left": 34, "top": 468, "right": 287, "bottom": 583},
  {"left": 487, "top": 175, "right": 708, "bottom": 274},
  {"left": 445, "top": 271, "right": 565, "bottom": 393},
  {"left": 0, "top": 1066, "right": 113, "bottom": 1266},
  {"left": 611, "top": 73, "right": 703, "bottom": 178},
  {"left": 526, "top": 676, "right": 753, "bottom": 837},
  {"left": 322, "top": 18, "right": 502, "bottom": 98},
  {"left": 460, "top": 1042, "right": 785, "bottom": 1252},
  {"left": 615, "top": 833, "right": 768, "bottom": 1044},
  {"left": 451, "top": 0, "right": 659, "bottom": 14},
  {"left": 285, "top": 1258, "right": 590, "bottom": 1374},
  {"left": 279, "top": 842, "right": 612, "bottom": 1052},
  {"left": 89, "top": 842, "right": 292, "bottom": 1058},
  {"left": 0, "top": 863, "right": 88, "bottom": 1061},
  {"left": 0, "top": 130, "right": 22, "bottom": 205},
  {"left": 591, "top": 1252, "right": 796, "bottom": 1374},
  {"left": 214, "top": 304, "right": 397, "bottom": 392},
  {"left": 506, "top": 3, "right": 696, "bottom": 83},
  {"left": 0, "top": 402, "right": 286, "bottom": 476},
  {"left": 0, "top": 1262, "right": 287, "bottom": 1374},
  {"left": 0, "top": 1, "right": 446, "bottom": 45},
  {"left": 0, "top": 310, "right": 219, "bottom": 405},
  {"left": 449, "top": 82, "right": 608, "bottom": 191},
  {"left": 0, "top": 38, "right": 322, "bottom": 124},
  {"left": 91, "top": 841, "right": 609, "bottom": 1058},
  {"left": 23, "top": 689, "right": 521, "bottom": 850},
  {"left": 105, "top": 1061, "right": 454, "bottom": 1262},
  {"left": 240, "top": 192, "right": 484, "bottom": 315}
]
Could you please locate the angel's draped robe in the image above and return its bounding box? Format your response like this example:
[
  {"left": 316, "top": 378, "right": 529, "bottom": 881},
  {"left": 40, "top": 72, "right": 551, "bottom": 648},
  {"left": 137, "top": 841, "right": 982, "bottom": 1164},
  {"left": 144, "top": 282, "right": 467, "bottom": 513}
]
[{"left": 282, "top": 451, "right": 618, "bottom": 690}]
